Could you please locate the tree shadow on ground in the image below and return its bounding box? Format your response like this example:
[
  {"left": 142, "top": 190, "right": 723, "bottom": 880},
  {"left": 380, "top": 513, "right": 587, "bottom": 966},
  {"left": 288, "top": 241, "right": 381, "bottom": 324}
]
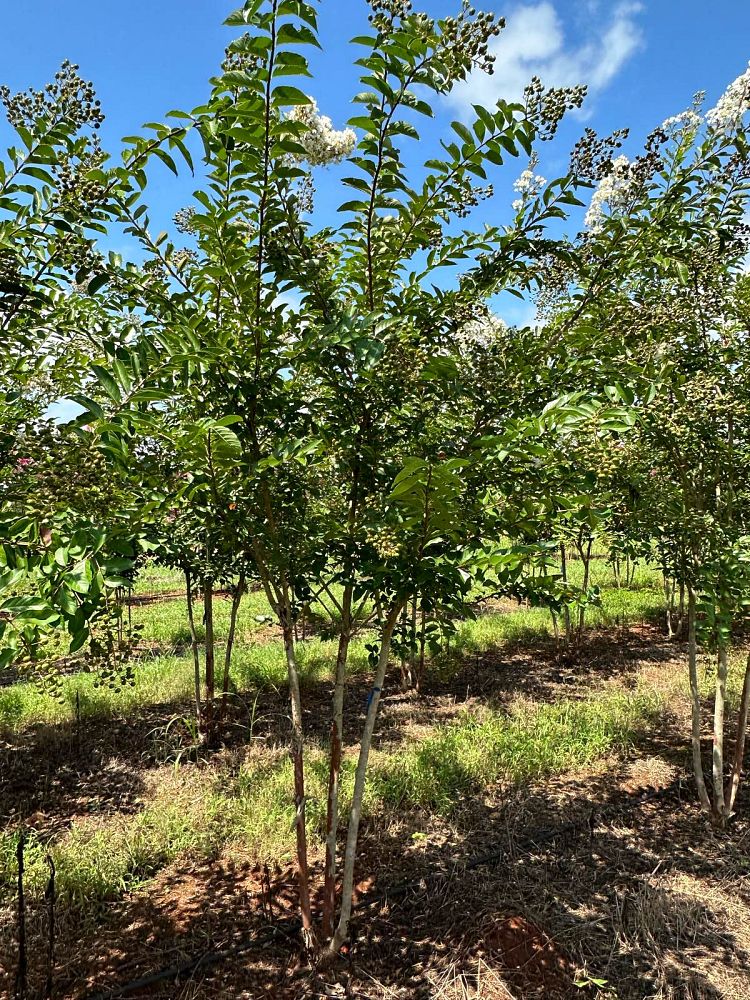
[
  {"left": 343, "top": 746, "right": 750, "bottom": 1000},
  {"left": 1, "top": 621, "right": 687, "bottom": 847},
  {"left": 7, "top": 742, "right": 748, "bottom": 1000}
]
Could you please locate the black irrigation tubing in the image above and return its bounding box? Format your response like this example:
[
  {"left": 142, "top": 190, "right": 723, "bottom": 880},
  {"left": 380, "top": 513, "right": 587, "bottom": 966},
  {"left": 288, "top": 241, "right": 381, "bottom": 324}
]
[
  {"left": 81, "top": 782, "right": 684, "bottom": 999},
  {"left": 84, "top": 923, "right": 295, "bottom": 1000}
]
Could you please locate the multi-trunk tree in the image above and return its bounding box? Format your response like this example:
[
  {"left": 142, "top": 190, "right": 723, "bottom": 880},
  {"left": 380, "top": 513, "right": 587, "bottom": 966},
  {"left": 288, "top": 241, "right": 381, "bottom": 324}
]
[
  {"left": 551, "top": 74, "right": 750, "bottom": 824},
  {"left": 70, "top": 0, "right": 618, "bottom": 952}
]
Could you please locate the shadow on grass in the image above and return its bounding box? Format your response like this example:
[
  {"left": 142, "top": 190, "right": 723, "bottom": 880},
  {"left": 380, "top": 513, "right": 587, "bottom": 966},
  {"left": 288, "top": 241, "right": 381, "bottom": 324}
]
[
  {"left": 1, "top": 622, "right": 684, "bottom": 843},
  {"left": 6, "top": 733, "right": 748, "bottom": 1000}
]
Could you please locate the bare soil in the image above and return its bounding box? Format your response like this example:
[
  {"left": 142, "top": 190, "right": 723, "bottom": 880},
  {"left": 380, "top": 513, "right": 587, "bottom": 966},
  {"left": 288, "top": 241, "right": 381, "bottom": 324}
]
[{"left": 2, "top": 624, "right": 749, "bottom": 999}]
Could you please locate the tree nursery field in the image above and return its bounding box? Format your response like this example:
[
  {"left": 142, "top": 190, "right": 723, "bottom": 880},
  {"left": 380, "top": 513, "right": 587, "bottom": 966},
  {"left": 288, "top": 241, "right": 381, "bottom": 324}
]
[{"left": 1, "top": 1, "right": 750, "bottom": 997}]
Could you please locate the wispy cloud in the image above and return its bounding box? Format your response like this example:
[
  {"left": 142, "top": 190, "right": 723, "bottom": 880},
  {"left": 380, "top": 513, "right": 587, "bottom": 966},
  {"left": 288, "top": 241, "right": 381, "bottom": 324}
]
[{"left": 447, "top": 1, "right": 644, "bottom": 114}]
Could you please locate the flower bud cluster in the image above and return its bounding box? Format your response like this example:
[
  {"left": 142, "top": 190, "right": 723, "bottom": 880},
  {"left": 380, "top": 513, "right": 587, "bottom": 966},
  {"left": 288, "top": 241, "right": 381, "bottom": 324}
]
[
  {"left": 54, "top": 139, "right": 107, "bottom": 213},
  {"left": 0, "top": 60, "right": 104, "bottom": 134},
  {"left": 524, "top": 76, "right": 587, "bottom": 141},
  {"left": 568, "top": 127, "right": 628, "bottom": 182},
  {"left": 450, "top": 180, "right": 494, "bottom": 218},
  {"left": 171, "top": 248, "right": 199, "bottom": 271},
  {"left": 367, "top": 1, "right": 503, "bottom": 78},
  {"left": 438, "top": 2, "right": 504, "bottom": 77},
  {"left": 174, "top": 207, "right": 198, "bottom": 235}
]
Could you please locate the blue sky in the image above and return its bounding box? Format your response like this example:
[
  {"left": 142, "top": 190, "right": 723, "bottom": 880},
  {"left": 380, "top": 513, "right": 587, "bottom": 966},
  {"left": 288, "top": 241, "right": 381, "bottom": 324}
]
[{"left": 2, "top": 0, "right": 749, "bottom": 331}]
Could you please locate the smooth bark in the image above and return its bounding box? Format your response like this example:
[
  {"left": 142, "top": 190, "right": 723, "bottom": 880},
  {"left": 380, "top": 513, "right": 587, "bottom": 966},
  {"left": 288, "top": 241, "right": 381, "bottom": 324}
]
[
  {"left": 185, "top": 568, "right": 202, "bottom": 726},
  {"left": 712, "top": 646, "right": 729, "bottom": 821},
  {"left": 321, "top": 583, "right": 353, "bottom": 939},
  {"left": 727, "top": 652, "right": 750, "bottom": 814},
  {"left": 203, "top": 576, "right": 216, "bottom": 736},
  {"left": 281, "top": 600, "right": 315, "bottom": 948},
  {"left": 331, "top": 605, "right": 402, "bottom": 952},
  {"left": 688, "top": 589, "right": 712, "bottom": 813},
  {"left": 220, "top": 573, "right": 246, "bottom": 720}
]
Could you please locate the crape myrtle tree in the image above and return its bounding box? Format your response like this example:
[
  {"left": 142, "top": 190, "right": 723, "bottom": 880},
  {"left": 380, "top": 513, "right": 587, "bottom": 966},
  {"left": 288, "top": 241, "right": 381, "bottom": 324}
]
[
  {"left": 138, "top": 425, "right": 260, "bottom": 733},
  {"left": 549, "top": 70, "right": 750, "bottom": 824},
  {"left": 75, "top": 0, "right": 638, "bottom": 952},
  {"left": 0, "top": 65, "right": 156, "bottom": 675}
]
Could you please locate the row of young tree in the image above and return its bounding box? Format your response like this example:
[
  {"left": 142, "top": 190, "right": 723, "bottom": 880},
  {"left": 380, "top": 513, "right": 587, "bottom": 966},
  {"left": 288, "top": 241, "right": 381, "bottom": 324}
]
[{"left": 2, "top": 0, "right": 749, "bottom": 953}]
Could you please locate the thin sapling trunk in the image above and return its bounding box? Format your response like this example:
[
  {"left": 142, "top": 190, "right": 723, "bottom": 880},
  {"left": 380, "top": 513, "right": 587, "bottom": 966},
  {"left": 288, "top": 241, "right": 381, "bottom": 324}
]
[
  {"left": 688, "top": 589, "right": 712, "bottom": 813},
  {"left": 221, "top": 572, "right": 246, "bottom": 720},
  {"left": 280, "top": 593, "right": 315, "bottom": 948},
  {"left": 322, "top": 583, "right": 353, "bottom": 940},
  {"left": 185, "top": 568, "right": 202, "bottom": 727},
  {"left": 727, "top": 652, "right": 750, "bottom": 814},
  {"left": 331, "top": 604, "right": 402, "bottom": 953},
  {"left": 560, "top": 542, "right": 572, "bottom": 644},
  {"left": 712, "top": 645, "right": 729, "bottom": 822},
  {"left": 203, "top": 575, "right": 216, "bottom": 737}
]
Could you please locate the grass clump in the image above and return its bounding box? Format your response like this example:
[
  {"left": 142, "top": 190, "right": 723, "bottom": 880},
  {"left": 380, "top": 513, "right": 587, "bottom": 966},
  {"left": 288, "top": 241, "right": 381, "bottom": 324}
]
[
  {"left": 0, "top": 779, "right": 213, "bottom": 908},
  {"left": 376, "top": 689, "right": 662, "bottom": 813}
]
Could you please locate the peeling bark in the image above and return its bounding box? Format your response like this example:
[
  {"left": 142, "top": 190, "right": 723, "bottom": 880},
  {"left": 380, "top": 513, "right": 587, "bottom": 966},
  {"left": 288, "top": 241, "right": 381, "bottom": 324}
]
[
  {"left": 331, "top": 605, "right": 402, "bottom": 953},
  {"left": 688, "top": 589, "right": 712, "bottom": 813},
  {"left": 727, "top": 652, "right": 750, "bottom": 814}
]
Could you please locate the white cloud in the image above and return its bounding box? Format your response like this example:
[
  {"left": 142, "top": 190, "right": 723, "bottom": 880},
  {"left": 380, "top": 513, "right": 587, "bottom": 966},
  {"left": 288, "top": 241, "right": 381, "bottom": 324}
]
[{"left": 448, "top": 1, "right": 644, "bottom": 113}]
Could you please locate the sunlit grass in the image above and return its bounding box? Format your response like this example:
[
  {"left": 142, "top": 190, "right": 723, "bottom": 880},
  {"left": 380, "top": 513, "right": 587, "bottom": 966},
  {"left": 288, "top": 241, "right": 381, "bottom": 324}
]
[
  {"left": 374, "top": 689, "right": 661, "bottom": 812},
  {"left": 0, "top": 577, "right": 665, "bottom": 733},
  {"left": 0, "top": 684, "right": 660, "bottom": 912}
]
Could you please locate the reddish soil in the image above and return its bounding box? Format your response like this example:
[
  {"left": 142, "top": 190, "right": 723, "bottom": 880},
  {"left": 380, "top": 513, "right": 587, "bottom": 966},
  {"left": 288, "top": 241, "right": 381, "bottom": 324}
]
[{"left": 2, "top": 623, "right": 750, "bottom": 998}]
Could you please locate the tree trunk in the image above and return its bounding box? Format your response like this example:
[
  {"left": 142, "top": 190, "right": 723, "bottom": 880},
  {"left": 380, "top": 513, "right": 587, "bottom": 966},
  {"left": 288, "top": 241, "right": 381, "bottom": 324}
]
[
  {"left": 688, "top": 589, "right": 712, "bottom": 813},
  {"left": 399, "top": 604, "right": 409, "bottom": 690},
  {"left": 281, "top": 601, "right": 315, "bottom": 949},
  {"left": 185, "top": 568, "right": 202, "bottom": 727},
  {"left": 712, "top": 645, "right": 729, "bottom": 822},
  {"left": 417, "top": 600, "right": 426, "bottom": 694},
  {"left": 560, "top": 542, "right": 572, "bottom": 644},
  {"left": 677, "top": 579, "right": 685, "bottom": 637},
  {"left": 203, "top": 576, "right": 215, "bottom": 737},
  {"left": 322, "top": 584, "right": 353, "bottom": 940},
  {"left": 664, "top": 572, "right": 674, "bottom": 639},
  {"left": 577, "top": 534, "right": 593, "bottom": 638},
  {"left": 221, "top": 572, "right": 245, "bottom": 720},
  {"left": 331, "top": 605, "right": 401, "bottom": 953},
  {"left": 727, "top": 652, "right": 750, "bottom": 815}
]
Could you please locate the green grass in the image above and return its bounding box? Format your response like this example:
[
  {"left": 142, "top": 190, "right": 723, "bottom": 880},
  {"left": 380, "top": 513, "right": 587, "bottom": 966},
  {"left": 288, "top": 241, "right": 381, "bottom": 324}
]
[
  {"left": 131, "top": 562, "right": 185, "bottom": 595},
  {"left": 375, "top": 689, "right": 661, "bottom": 812},
  {"left": 130, "top": 589, "right": 276, "bottom": 648},
  {"left": 0, "top": 577, "right": 665, "bottom": 734},
  {"left": 0, "top": 775, "right": 218, "bottom": 906},
  {"left": 0, "top": 684, "right": 661, "bottom": 913}
]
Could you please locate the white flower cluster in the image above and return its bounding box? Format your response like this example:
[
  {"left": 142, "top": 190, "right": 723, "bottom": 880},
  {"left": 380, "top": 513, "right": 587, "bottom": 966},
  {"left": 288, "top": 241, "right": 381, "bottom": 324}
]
[
  {"left": 286, "top": 98, "right": 356, "bottom": 167},
  {"left": 512, "top": 167, "right": 546, "bottom": 212},
  {"left": 706, "top": 61, "right": 750, "bottom": 131},
  {"left": 456, "top": 311, "right": 507, "bottom": 349},
  {"left": 660, "top": 109, "right": 702, "bottom": 133},
  {"left": 584, "top": 155, "right": 636, "bottom": 232}
]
